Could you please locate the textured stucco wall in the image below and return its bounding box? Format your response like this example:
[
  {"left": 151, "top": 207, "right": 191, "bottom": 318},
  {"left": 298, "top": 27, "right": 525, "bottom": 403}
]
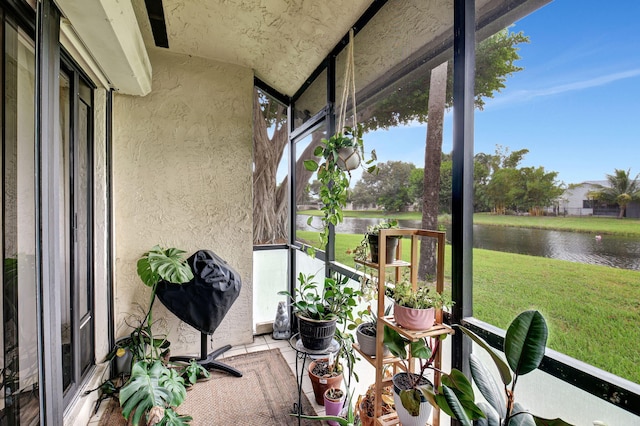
[{"left": 112, "top": 49, "right": 254, "bottom": 356}]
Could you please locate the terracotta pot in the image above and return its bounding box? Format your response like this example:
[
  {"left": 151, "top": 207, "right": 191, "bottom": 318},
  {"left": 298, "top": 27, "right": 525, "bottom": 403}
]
[
  {"left": 392, "top": 372, "right": 433, "bottom": 426},
  {"left": 308, "top": 359, "right": 343, "bottom": 405},
  {"left": 323, "top": 388, "right": 345, "bottom": 426},
  {"left": 358, "top": 398, "right": 375, "bottom": 426},
  {"left": 367, "top": 235, "right": 400, "bottom": 264},
  {"left": 393, "top": 303, "right": 435, "bottom": 330}
]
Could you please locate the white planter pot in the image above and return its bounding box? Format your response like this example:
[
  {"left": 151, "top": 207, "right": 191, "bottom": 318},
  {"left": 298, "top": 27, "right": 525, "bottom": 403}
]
[
  {"left": 392, "top": 372, "right": 433, "bottom": 426},
  {"left": 336, "top": 147, "right": 361, "bottom": 171}
]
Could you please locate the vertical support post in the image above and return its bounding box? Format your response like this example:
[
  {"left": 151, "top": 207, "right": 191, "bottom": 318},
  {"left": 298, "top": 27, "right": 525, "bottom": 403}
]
[
  {"left": 287, "top": 102, "right": 297, "bottom": 331},
  {"left": 451, "top": 0, "right": 475, "bottom": 382},
  {"left": 325, "top": 55, "right": 336, "bottom": 271},
  {"left": 35, "top": 0, "right": 64, "bottom": 423}
]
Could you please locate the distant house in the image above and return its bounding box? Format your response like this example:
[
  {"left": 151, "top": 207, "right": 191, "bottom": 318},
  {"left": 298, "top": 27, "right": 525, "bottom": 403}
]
[{"left": 560, "top": 181, "right": 640, "bottom": 218}]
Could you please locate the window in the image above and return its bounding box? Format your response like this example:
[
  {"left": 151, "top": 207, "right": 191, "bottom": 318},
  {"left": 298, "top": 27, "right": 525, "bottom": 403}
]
[
  {"left": 58, "top": 57, "right": 95, "bottom": 403},
  {"left": 2, "top": 13, "right": 40, "bottom": 424}
]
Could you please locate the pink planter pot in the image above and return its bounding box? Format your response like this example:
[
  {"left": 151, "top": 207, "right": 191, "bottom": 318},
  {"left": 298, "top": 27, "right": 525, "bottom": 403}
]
[
  {"left": 323, "top": 389, "right": 345, "bottom": 426},
  {"left": 394, "top": 303, "right": 435, "bottom": 330}
]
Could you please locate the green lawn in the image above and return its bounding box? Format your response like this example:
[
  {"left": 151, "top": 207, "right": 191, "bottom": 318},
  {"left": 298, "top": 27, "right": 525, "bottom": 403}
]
[{"left": 296, "top": 230, "right": 640, "bottom": 383}]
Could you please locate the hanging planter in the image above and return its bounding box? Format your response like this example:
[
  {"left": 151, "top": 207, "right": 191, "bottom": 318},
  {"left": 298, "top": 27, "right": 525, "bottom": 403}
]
[
  {"left": 302, "top": 29, "right": 377, "bottom": 255},
  {"left": 336, "top": 146, "right": 361, "bottom": 171}
]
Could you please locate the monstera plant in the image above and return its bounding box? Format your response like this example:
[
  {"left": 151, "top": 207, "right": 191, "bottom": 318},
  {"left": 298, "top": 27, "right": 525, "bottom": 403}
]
[
  {"left": 438, "top": 310, "right": 574, "bottom": 426},
  {"left": 118, "top": 246, "right": 196, "bottom": 426}
]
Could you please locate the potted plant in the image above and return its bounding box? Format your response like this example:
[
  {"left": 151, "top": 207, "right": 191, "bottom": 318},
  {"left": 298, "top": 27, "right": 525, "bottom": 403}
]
[
  {"left": 117, "top": 245, "right": 196, "bottom": 426},
  {"left": 437, "top": 310, "right": 574, "bottom": 426},
  {"left": 324, "top": 388, "right": 346, "bottom": 426},
  {"left": 280, "top": 273, "right": 361, "bottom": 405},
  {"left": 293, "top": 388, "right": 359, "bottom": 426},
  {"left": 304, "top": 124, "right": 377, "bottom": 254},
  {"left": 382, "top": 327, "right": 447, "bottom": 426},
  {"left": 279, "top": 272, "right": 360, "bottom": 351},
  {"left": 356, "top": 383, "right": 395, "bottom": 426},
  {"left": 385, "top": 279, "right": 452, "bottom": 330},
  {"left": 350, "top": 305, "right": 391, "bottom": 357}
]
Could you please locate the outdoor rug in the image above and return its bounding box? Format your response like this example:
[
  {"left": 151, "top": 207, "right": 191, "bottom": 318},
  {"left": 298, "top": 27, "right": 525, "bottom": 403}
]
[{"left": 98, "top": 349, "right": 317, "bottom": 425}]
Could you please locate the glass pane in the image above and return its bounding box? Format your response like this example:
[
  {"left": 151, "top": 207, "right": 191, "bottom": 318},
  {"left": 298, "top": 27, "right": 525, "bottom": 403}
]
[
  {"left": 472, "top": 1, "right": 640, "bottom": 385},
  {"left": 77, "top": 99, "right": 89, "bottom": 318},
  {"left": 253, "top": 88, "right": 289, "bottom": 245},
  {"left": 294, "top": 125, "right": 329, "bottom": 249},
  {"left": 58, "top": 69, "right": 73, "bottom": 392},
  {"left": 293, "top": 69, "right": 326, "bottom": 130},
  {"left": 3, "top": 21, "right": 40, "bottom": 424}
]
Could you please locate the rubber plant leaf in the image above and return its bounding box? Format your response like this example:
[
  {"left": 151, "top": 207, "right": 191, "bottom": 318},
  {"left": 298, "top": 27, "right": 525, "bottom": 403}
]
[
  {"left": 504, "top": 310, "right": 548, "bottom": 376},
  {"left": 477, "top": 401, "right": 501, "bottom": 426},
  {"left": 442, "top": 385, "right": 472, "bottom": 426},
  {"left": 119, "top": 361, "right": 172, "bottom": 426},
  {"left": 439, "top": 368, "right": 485, "bottom": 420},
  {"left": 457, "top": 325, "right": 512, "bottom": 385},
  {"left": 533, "top": 416, "right": 575, "bottom": 426},
  {"left": 469, "top": 352, "right": 507, "bottom": 419},
  {"left": 507, "top": 402, "right": 536, "bottom": 426}
]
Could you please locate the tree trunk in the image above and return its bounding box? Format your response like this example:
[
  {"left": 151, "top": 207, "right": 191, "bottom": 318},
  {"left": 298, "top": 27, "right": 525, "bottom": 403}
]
[
  {"left": 419, "top": 62, "right": 448, "bottom": 281},
  {"left": 253, "top": 89, "right": 288, "bottom": 244},
  {"left": 253, "top": 87, "right": 325, "bottom": 244}
]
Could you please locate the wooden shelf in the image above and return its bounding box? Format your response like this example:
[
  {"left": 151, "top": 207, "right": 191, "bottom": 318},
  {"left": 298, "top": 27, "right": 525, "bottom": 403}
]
[
  {"left": 352, "top": 343, "right": 403, "bottom": 367},
  {"left": 379, "top": 316, "right": 454, "bottom": 341},
  {"left": 355, "top": 258, "right": 411, "bottom": 269},
  {"left": 376, "top": 412, "right": 400, "bottom": 426},
  {"left": 361, "top": 228, "right": 447, "bottom": 425}
]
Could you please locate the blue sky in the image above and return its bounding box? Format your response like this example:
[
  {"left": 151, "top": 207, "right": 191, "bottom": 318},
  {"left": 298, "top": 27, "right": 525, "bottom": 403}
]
[{"left": 362, "top": 0, "right": 640, "bottom": 186}]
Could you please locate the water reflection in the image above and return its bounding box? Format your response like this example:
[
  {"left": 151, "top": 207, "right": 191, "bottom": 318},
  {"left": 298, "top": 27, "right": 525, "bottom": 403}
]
[{"left": 296, "top": 215, "right": 640, "bottom": 271}]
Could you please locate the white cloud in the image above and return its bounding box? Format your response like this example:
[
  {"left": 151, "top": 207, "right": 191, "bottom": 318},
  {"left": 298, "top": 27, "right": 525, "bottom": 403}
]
[{"left": 486, "top": 68, "right": 640, "bottom": 108}]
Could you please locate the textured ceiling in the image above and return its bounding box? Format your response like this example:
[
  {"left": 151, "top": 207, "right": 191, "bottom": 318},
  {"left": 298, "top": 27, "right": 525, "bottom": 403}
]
[
  {"left": 129, "top": 0, "right": 548, "bottom": 98},
  {"left": 132, "top": 0, "right": 374, "bottom": 97}
]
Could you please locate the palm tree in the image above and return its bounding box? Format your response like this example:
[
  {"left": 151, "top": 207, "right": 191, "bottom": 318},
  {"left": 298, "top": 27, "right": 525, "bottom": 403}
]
[{"left": 593, "top": 168, "right": 640, "bottom": 218}]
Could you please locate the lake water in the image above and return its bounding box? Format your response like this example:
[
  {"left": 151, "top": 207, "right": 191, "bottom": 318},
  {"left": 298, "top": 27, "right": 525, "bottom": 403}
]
[{"left": 296, "top": 215, "right": 640, "bottom": 271}]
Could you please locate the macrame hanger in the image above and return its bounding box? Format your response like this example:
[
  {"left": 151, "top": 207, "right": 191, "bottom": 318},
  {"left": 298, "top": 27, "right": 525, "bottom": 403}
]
[{"left": 337, "top": 28, "right": 357, "bottom": 134}]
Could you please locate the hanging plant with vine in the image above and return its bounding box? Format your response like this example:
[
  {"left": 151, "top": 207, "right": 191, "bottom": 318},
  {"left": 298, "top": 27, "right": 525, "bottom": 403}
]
[{"left": 302, "top": 29, "right": 377, "bottom": 254}]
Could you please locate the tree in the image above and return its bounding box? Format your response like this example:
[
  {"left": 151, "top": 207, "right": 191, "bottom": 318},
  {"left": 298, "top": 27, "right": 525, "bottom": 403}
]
[
  {"left": 253, "top": 29, "right": 529, "bottom": 244},
  {"left": 592, "top": 168, "right": 640, "bottom": 218},
  {"left": 354, "top": 161, "right": 417, "bottom": 212}
]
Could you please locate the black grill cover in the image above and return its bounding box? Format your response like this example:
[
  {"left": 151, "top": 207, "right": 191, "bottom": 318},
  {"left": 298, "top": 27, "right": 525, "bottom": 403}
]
[{"left": 156, "top": 249, "right": 241, "bottom": 335}]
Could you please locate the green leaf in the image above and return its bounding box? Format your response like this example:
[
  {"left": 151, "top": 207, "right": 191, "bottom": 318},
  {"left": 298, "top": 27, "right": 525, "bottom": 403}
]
[
  {"left": 504, "top": 310, "right": 548, "bottom": 376},
  {"left": 442, "top": 385, "right": 473, "bottom": 426},
  {"left": 120, "top": 361, "right": 172, "bottom": 425},
  {"left": 400, "top": 389, "right": 422, "bottom": 417},
  {"left": 138, "top": 246, "right": 194, "bottom": 287},
  {"left": 532, "top": 416, "right": 575, "bottom": 426},
  {"left": 160, "top": 368, "right": 187, "bottom": 407},
  {"left": 158, "top": 408, "right": 193, "bottom": 426},
  {"left": 304, "top": 159, "right": 319, "bottom": 171},
  {"left": 457, "top": 325, "right": 512, "bottom": 385},
  {"left": 477, "top": 401, "right": 501, "bottom": 426},
  {"left": 409, "top": 339, "right": 431, "bottom": 359},
  {"left": 508, "top": 402, "right": 536, "bottom": 426},
  {"left": 313, "top": 145, "right": 325, "bottom": 157},
  {"left": 383, "top": 326, "right": 407, "bottom": 359},
  {"left": 440, "top": 369, "right": 485, "bottom": 420},
  {"left": 470, "top": 352, "right": 506, "bottom": 418}
]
